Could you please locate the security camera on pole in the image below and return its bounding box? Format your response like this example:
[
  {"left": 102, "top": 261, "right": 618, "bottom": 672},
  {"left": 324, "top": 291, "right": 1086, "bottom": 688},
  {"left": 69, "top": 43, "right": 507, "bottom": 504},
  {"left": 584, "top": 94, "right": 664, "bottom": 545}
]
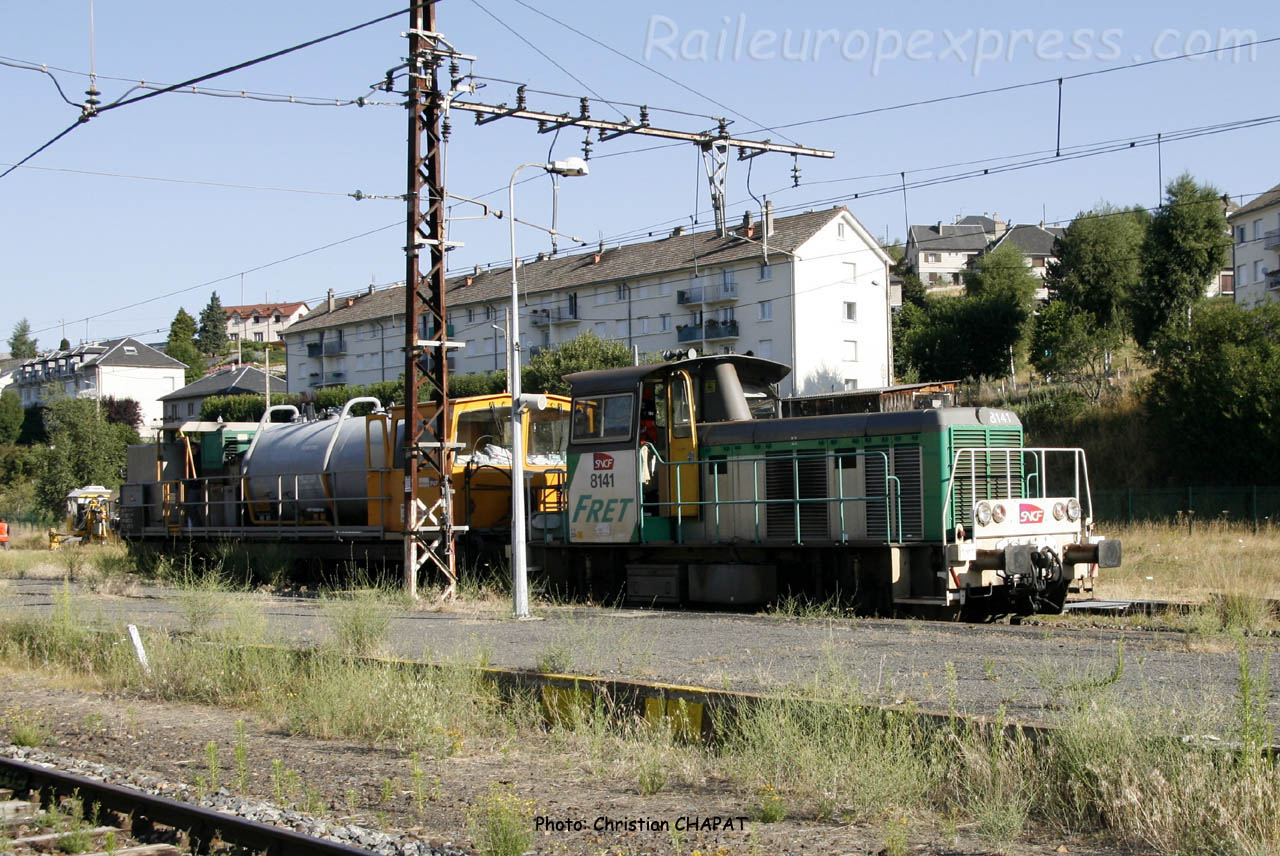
[{"left": 508, "top": 158, "right": 589, "bottom": 618}]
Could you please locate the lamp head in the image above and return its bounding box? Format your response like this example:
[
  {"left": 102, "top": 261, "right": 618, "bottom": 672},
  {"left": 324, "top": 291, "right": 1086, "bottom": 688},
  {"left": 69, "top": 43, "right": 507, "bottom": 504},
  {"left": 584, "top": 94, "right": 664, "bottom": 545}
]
[{"left": 547, "top": 157, "right": 589, "bottom": 177}]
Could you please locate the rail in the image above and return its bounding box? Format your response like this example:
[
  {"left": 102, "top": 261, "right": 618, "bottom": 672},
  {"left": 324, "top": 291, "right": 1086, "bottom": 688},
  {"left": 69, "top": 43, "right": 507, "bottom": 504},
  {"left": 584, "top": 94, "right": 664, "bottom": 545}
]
[{"left": 0, "top": 756, "right": 376, "bottom": 855}]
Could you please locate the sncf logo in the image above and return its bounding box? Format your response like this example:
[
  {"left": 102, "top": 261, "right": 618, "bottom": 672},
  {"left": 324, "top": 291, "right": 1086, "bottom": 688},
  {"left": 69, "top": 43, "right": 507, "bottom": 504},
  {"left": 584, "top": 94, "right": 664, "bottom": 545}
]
[
  {"left": 1019, "top": 503, "right": 1044, "bottom": 524},
  {"left": 593, "top": 453, "right": 614, "bottom": 471}
]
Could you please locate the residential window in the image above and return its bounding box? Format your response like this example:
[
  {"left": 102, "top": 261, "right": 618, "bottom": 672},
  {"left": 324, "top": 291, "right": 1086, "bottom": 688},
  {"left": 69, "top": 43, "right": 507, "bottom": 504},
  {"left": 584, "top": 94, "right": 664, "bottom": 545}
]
[
  {"left": 635, "top": 317, "right": 649, "bottom": 335},
  {"left": 759, "top": 263, "right": 772, "bottom": 281},
  {"left": 722, "top": 269, "right": 736, "bottom": 286},
  {"left": 843, "top": 379, "right": 858, "bottom": 391},
  {"left": 187, "top": 402, "right": 195, "bottom": 416},
  {"left": 658, "top": 279, "right": 673, "bottom": 297},
  {"left": 229, "top": 332, "right": 239, "bottom": 341},
  {"left": 928, "top": 272, "right": 939, "bottom": 284},
  {"left": 632, "top": 284, "right": 646, "bottom": 300},
  {"left": 615, "top": 320, "right": 628, "bottom": 337},
  {"left": 1254, "top": 219, "right": 1264, "bottom": 240},
  {"left": 252, "top": 315, "right": 260, "bottom": 324},
  {"left": 758, "top": 300, "right": 773, "bottom": 321},
  {"left": 660, "top": 314, "right": 672, "bottom": 332},
  {"left": 1237, "top": 226, "right": 1247, "bottom": 244},
  {"left": 1255, "top": 261, "right": 1266, "bottom": 283},
  {"left": 274, "top": 314, "right": 283, "bottom": 323},
  {"left": 466, "top": 308, "right": 475, "bottom": 323},
  {"left": 836, "top": 222, "right": 847, "bottom": 240},
  {"left": 844, "top": 340, "right": 858, "bottom": 362},
  {"left": 254, "top": 332, "right": 264, "bottom": 342},
  {"left": 926, "top": 253, "right": 940, "bottom": 263},
  {"left": 757, "top": 339, "right": 772, "bottom": 360},
  {"left": 1238, "top": 264, "right": 1248, "bottom": 284},
  {"left": 843, "top": 302, "right": 857, "bottom": 322},
  {"left": 595, "top": 288, "right": 608, "bottom": 305},
  {"left": 616, "top": 284, "right": 628, "bottom": 301},
  {"left": 594, "top": 321, "right": 607, "bottom": 337},
  {"left": 484, "top": 305, "right": 495, "bottom": 321}
]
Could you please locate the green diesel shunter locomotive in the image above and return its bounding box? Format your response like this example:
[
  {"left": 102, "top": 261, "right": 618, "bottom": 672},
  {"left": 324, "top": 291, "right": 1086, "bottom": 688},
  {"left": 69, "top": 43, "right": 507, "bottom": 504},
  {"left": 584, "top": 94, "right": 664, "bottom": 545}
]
[{"left": 531, "top": 353, "right": 1120, "bottom": 620}]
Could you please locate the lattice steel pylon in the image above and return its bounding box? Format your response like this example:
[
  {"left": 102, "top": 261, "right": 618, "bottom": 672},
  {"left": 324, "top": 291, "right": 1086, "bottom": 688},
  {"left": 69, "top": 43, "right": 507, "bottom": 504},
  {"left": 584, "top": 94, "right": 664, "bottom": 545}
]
[{"left": 402, "top": 3, "right": 469, "bottom": 600}]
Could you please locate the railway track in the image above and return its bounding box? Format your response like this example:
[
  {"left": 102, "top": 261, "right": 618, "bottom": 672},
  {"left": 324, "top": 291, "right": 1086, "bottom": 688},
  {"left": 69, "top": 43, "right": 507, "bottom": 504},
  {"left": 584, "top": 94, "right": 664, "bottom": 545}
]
[
  {"left": 1062, "top": 594, "right": 1280, "bottom": 618},
  {"left": 0, "top": 755, "right": 383, "bottom": 855}
]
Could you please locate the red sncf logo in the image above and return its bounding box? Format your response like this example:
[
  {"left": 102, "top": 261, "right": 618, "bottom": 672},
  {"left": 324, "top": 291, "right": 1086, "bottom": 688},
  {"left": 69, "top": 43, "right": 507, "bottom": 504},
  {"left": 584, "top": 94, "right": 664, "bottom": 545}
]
[
  {"left": 593, "top": 453, "right": 614, "bottom": 471},
  {"left": 1019, "top": 503, "right": 1044, "bottom": 524}
]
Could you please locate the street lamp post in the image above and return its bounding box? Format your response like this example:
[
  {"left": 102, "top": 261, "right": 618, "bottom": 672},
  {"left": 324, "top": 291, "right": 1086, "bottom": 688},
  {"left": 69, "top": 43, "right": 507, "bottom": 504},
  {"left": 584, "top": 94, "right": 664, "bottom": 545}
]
[{"left": 508, "top": 158, "right": 589, "bottom": 618}]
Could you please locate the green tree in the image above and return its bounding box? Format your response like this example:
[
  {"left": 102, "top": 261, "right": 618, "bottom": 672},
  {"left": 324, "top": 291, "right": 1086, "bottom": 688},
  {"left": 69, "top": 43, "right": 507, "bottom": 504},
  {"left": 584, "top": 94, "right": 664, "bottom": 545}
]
[
  {"left": 0, "top": 390, "right": 22, "bottom": 444},
  {"left": 1144, "top": 300, "right": 1280, "bottom": 485},
  {"left": 1132, "top": 173, "right": 1231, "bottom": 351},
  {"left": 1029, "top": 301, "right": 1121, "bottom": 403},
  {"left": 168, "top": 307, "right": 205, "bottom": 384},
  {"left": 36, "top": 398, "right": 139, "bottom": 517},
  {"left": 1047, "top": 203, "right": 1148, "bottom": 332},
  {"left": 521, "top": 331, "right": 633, "bottom": 395},
  {"left": 902, "top": 292, "right": 1028, "bottom": 381},
  {"left": 58, "top": 337, "right": 71, "bottom": 351},
  {"left": 8, "top": 318, "right": 38, "bottom": 358},
  {"left": 197, "top": 292, "right": 228, "bottom": 356}
]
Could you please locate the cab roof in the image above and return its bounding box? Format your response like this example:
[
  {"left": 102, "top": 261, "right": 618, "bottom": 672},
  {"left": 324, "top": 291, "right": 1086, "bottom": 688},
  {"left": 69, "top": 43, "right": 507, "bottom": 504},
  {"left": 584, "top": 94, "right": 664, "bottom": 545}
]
[{"left": 564, "top": 354, "right": 792, "bottom": 397}]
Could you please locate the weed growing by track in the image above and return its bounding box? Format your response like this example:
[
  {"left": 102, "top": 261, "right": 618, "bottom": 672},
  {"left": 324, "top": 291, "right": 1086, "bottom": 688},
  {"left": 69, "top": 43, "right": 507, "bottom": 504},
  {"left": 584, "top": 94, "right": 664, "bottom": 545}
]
[{"left": 1, "top": 596, "right": 1278, "bottom": 854}]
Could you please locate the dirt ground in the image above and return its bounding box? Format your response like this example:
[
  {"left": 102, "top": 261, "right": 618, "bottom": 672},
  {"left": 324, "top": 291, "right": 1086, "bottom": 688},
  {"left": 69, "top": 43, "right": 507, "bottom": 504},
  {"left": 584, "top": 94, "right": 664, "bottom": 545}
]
[{"left": 1, "top": 678, "right": 1128, "bottom": 856}]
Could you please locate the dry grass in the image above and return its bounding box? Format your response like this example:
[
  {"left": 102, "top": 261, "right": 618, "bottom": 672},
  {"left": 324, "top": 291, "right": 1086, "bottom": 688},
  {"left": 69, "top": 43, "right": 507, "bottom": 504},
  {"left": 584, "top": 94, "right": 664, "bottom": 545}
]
[{"left": 1096, "top": 521, "right": 1280, "bottom": 604}]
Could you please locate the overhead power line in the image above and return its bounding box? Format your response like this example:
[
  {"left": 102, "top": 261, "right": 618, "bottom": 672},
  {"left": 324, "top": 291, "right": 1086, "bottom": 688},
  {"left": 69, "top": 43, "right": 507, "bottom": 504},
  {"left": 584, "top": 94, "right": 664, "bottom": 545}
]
[
  {"left": 1, "top": 5, "right": 413, "bottom": 183},
  {"left": 30, "top": 221, "right": 402, "bottom": 337},
  {"left": 747, "top": 34, "right": 1280, "bottom": 134},
  {"left": 505, "top": 0, "right": 804, "bottom": 147}
]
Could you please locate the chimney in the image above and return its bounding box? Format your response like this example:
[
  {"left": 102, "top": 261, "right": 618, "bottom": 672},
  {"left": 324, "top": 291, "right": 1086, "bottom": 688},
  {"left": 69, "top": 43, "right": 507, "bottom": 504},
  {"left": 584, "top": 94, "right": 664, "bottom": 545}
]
[
  {"left": 741, "top": 211, "right": 752, "bottom": 233},
  {"left": 764, "top": 200, "right": 775, "bottom": 237},
  {"left": 671, "top": 225, "right": 685, "bottom": 237},
  {"left": 465, "top": 275, "right": 474, "bottom": 287},
  {"left": 326, "top": 288, "right": 335, "bottom": 313},
  {"left": 346, "top": 297, "right": 355, "bottom": 307},
  {"left": 366, "top": 283, "right": 375, "bottom": 295},
  {"left": 536, "top": 251, "right": 546, "bottom": 262},
  {"left": 1039, "top": 219, "right": 1046, "bottom": 229},
  {"left": 473, "top": 264, "right": 481, "bottom": 276},
  {"left": 936, "top": 220, "right": 943, "bottom": 231}
]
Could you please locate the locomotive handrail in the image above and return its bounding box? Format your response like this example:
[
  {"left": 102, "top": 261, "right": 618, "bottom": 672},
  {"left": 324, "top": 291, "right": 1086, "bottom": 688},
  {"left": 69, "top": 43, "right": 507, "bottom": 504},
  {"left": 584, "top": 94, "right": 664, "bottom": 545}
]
[
  {"left": 636, "top": 445, "right": 901, "bottom": 545},
  {"left": 940, "top": 446, "right": 1094, "bottom": 551}
]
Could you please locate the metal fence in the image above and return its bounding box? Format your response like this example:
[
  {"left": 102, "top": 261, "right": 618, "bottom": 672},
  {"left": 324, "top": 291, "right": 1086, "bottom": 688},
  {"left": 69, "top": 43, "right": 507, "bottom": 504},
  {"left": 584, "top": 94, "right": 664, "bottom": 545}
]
[{"left": 1093, "top": 486, "right": 1280, "bottom": 526}]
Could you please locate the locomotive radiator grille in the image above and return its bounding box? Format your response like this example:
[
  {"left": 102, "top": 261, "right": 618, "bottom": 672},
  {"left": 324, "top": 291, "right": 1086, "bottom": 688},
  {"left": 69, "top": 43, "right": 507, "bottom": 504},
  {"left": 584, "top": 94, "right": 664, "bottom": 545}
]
[
  {"left": 894, "top": 446, "right": 923, "bottom": 540},
  {"left": 949, "top": 428, "right": 1023, "bottom": 527},
  {"left": 764, "top": 451, "right": 829, "bottom": 542}
]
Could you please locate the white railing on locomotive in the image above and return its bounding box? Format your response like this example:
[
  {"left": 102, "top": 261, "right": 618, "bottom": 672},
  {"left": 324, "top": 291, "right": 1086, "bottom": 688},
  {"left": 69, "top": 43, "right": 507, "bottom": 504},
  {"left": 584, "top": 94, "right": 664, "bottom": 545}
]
[
  {"left": 636, "top": 444, "right": 902, "bottom": 544},
  {"left": 941, "top": 446, "right": 1093, "bottom": 547}
]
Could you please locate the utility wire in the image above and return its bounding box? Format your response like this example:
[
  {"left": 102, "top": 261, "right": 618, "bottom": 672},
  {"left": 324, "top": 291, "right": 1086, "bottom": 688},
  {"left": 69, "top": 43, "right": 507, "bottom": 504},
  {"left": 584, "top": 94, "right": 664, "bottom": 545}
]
[
  {"left": 30, "top": 221, "right": 402, "bottom": 336},
  {"left": 506, "top": 0, "right": 803, "bottom": 146},
  {"left": 0, "top": 161, "right": 394, "bottom": 198},
  {"left": 746, "top": 35, "right": 1280, "bottom": 134},
  {"left": 1, "top": 6, "right": 413, "bottom": 182},
  {"left": 96, "top": 5, "right": 412, "bottom": 114},
  {"left": 468, "top": 0, "right": 631, "bottom": 122}
]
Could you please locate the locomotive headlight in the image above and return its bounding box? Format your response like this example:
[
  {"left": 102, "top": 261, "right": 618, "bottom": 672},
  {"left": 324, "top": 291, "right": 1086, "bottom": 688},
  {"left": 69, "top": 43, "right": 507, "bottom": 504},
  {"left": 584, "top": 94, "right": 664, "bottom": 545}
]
[
  {"left": 975, "top": 501, "right": 993, "bottom": 526},
  {"left": 1052, "top": 502, "right": 1066, "bottom": 521},
  {"left": 1066, "top": 498, "right": 1082, "bottom": 521},
  {"left": 992, "top": 504, "right": 1006, "bottom": 523}
]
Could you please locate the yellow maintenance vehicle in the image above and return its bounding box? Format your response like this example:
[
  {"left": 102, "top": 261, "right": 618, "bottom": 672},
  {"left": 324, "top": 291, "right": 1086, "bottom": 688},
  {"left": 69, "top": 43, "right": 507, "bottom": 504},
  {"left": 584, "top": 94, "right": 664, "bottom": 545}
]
[{"left": 49, "top": 485, "right": 116, "bottom": 549}]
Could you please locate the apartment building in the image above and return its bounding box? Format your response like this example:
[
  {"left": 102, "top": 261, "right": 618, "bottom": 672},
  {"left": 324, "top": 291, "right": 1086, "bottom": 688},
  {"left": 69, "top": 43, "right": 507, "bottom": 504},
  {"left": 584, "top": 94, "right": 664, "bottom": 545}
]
[
  {"left": 1228, "top": 182, "right": 1280, "bottom": 308},
  {"left": 284, "top": 207, "right": 894, "bottom": 396},
  {"left": 224, "top": 302, "right": 309, "bottom": 344},
  {"left": 12, "top": 338, "right": 186, "bottom": 429}
]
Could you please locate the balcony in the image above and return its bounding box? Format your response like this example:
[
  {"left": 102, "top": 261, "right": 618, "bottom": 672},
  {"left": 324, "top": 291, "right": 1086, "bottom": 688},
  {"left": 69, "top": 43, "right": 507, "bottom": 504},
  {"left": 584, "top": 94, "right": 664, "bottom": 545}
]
[
  {"left": 1267, "top": 269, "right": 1280, "bottom": 290},
  {"left": 529, "top": 306, "right": 579, "bottom": 324},
  {"left": 306, "top": 343, "right": 322, "bottom": 358},
  {"left": 679, "top": 280, "right": 738, "bottom": 305},
  {"left": 704, "top": 319, "right": 739, "bottom": 340},
  {"left": 323, "top": 339, "right": 346, "bottom": 356},
  {"left": 1265, "top": 228, "right": 1280, "bottom": 251}
]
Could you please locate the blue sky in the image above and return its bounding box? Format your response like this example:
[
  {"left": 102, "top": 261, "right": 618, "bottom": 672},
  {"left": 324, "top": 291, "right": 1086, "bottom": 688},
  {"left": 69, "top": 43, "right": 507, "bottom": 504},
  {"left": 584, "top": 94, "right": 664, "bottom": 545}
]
[{"left": 2, "top": 0, "right": 1276, "bottom": 349}]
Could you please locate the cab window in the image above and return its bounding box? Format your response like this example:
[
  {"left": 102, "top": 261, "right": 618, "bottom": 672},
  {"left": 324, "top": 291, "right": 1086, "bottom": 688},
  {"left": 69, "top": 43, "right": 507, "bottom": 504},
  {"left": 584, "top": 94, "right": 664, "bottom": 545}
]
[{"left": 571, "top": 394, "right": 634, "bottom": 443}]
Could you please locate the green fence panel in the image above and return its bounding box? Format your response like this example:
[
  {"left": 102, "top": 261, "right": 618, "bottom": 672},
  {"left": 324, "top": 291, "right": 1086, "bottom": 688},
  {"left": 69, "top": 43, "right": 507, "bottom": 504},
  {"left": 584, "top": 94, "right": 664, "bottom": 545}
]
[{"left": 1093, "top": 486, "right": 1280, "bottom": 525}]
